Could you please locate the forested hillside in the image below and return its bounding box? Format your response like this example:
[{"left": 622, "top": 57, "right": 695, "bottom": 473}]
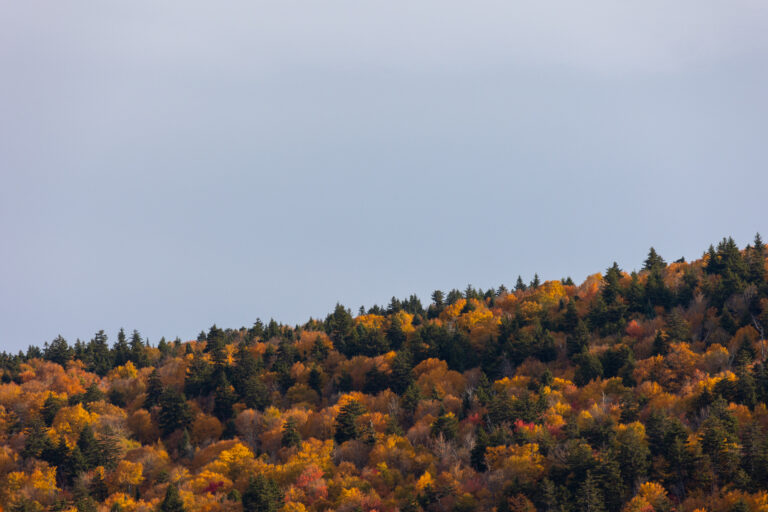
[{"left": 2, "top": 235, "right": 768, "bottom": 512}]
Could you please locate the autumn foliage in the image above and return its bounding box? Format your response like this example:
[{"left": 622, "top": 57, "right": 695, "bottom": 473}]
[{"left": 0, "top": 235, "right": 767, "bottom": 511}]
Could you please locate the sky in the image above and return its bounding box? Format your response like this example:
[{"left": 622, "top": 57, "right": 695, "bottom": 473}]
[{"left": 1, "top": 1, "right": 767, "bottom": 352}]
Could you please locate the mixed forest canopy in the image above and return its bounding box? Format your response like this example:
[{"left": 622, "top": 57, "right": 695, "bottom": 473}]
[{"left": 1, "top": 235, "right": 768, "bottom": 511}]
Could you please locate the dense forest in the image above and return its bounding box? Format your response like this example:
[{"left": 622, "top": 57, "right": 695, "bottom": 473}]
[{"left": 2, "top": 236, "right": 768, "bottom": 512}]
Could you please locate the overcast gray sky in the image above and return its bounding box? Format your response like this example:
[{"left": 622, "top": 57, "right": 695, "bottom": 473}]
[{"left": 1, "top": 1, "right": 767, "bottom": 352}]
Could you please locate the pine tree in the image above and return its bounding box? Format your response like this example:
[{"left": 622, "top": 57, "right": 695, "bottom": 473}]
[{"left": 515, "top": 276, "right": 527, "bottom": 291}]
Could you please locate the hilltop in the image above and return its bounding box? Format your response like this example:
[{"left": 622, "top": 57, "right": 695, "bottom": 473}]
[{"left": 0, "top": 235, "right": 767, "bottom": 511}]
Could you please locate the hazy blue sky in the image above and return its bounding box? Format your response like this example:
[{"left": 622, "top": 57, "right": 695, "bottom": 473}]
[{"left": 1, "top": 1, "right": 767, "bottom": 352}]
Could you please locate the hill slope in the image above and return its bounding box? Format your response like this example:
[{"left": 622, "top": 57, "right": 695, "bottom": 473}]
[{"left": 1, "top": 235, "right": 767, "bottom": 511}]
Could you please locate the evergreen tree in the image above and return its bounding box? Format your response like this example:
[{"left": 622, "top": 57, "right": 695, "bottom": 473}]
[
  {"left": 401, "top": 383, "right": 422, "bottom": 417},
  {"left": 232, "top": 342, "right": 258, "bottom": 393},
  {"left": 566, "top": 320, "right": 590, "bottom": 358},
  {"left": 178, "top": 428, "right": 193, "bottom": 459},
  {"left": 430, "top": 408, "right": 459, "bottom": 441},
  {"left": 602, "top": 262, "right": 623, "bottom": 303},
  {"left": 281, "top": 417, "right": 301, "bottom": 448},
  {"left": 386, "top": 314, "right": 406, "bottom": 351},
  {"left": 22, "top": 420, "right": 53, "bottom": 459},
  {"left": 145, "top": 368, "right": 164, "bottom": 409},
  {"left": 748, "top": 232, "right": 766, "bottom": 285},
  {"left": 324, "top": 304, "right": 353, "bottom": 347},
  {"left": 77, "top": 425, "right": 100, "bottom": 470},
  {"left": 158, "top": 484, "right": 185, "bottom": 512},
  {"left": 643, "top": 247, "right": 666, "bottom": 272},
  {"left": 389, "top": 349, "right": 413, "bottom": 394},
  {"left": 213, "top": 376, "right": 237, "bottom": 421},
  {"left": 87, "top": 330, "right": 112, "bottom": 376},
  {"left": 42, "top": 393, "right": 66, "bottom": 426},
  {"left": 562, "top": 300, "right": 579, "bottom": 332},
  {"left": 158, "top": 389, "right": 193, "bottom": 435},
  {"left": 530, "top": 273, "right": 541, "bottom": 289},
  {"left": 44, "top": 335, "right": 73, "bottom": 366},
  {"left": 130, "top": 329, "right": 148, "bottom": 367},
  {"left": 113, "top": 328, "right": 130, "bottom": 367},
  {"left": 242, "top": 375, "right": 270, "bottom": 411},
  {"left": 334, "top": 399, "right": 366, "bottom": 444},
  {"left": 157, "top": 337, "right": 170, "bottom": 356},
  {"left": 308, "top": 366, "right": 323, "bottom": 393},
  {"left": 574, "top": 350, "right": 603, "bottom": 386},
  {"left": 242, "top": 475, "right": 283, "bottom": 512},
  {"left": 446, "top": 288, "right": 463, "bottom": 305},
  {"left": 184, "top": 353, "right": 213, "bottom": 397},
  {"left": 652, "top": 330, "right": 670, "bottom": 356},
  {"left": 575, "top": 471, "right": 605, "bottom": 512},
  {"left": 470, "top": 427, "right": 489, "bottom": 472}
]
